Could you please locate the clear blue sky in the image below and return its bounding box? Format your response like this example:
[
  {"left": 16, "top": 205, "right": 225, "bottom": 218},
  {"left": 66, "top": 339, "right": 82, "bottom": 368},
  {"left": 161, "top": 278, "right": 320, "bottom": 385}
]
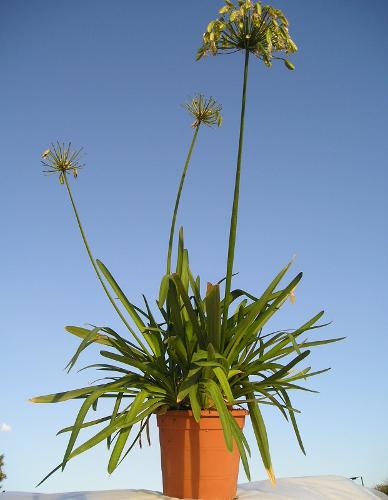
[{"left": 1, "top": 0, "right": 387, "bottom": 493}]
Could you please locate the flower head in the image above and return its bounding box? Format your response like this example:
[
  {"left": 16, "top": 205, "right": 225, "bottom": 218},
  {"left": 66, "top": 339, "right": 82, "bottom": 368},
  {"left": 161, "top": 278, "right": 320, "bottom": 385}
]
[
  {"left": 41, "top": 142, "right": 84, "bottom": 184},
  {"left": 184, "top": 94, "right": 223, "bottom": 128},
  {"left": 197, "top": 0, "right": 297, "bottom": 69}
]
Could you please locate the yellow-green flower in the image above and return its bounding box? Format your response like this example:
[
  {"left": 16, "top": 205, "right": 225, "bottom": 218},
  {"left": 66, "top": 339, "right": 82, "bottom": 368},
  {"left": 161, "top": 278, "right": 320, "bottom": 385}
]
[
  {"left": 197, "top": 0, "right": 297, "bottom": 69},
  {"left": 184, "top": 94, "right": 222, "bottom": 128},
  {"left": 41, "top": 142, "right": 83, "bottom": 184}
]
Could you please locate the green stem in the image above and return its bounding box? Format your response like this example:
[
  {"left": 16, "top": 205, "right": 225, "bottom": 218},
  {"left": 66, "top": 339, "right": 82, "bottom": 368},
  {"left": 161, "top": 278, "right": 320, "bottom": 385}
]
[
  {"left": 63, "top": 173, "right": 150, "bottom": 355},
  {"left": 166, "top": 126, "right": 200, "bottom": 274},
  {"left": 221, "top": 49, "right": 250, "bottom": 343}
]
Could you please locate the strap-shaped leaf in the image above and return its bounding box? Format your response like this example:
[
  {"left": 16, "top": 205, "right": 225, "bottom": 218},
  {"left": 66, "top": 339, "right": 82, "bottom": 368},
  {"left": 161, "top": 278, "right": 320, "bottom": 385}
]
[
  {"left": 262, "top": 350, "right": 310, "bottom": 384},
  {"left": 278, "top": 389, "right": 305, "bottom": 455},
  {"left": 202, "top": 379, "right": 233, "bottom": 451},
  {"left": 158, "top": 273, "right": 170, "bottom": 307},
  {"left": 227, "top": 273, "right": 304, "bottom": 364},
  {"left": 175, "top": 226, "right": 185, "bottom": 276},
  {"left": 166, "top": 278, "right": 185, "bottom": 341},
  {"left": 102, "top": 326, "right": 148, "bottom": 360},
  {"left": 282, "top": 367, "right": 330, "bottom": 383},
  {"left": 213, "top": 367, "right": 234, "bottom": 403},
  {"left": 255, "top": 388, "right": 288, "bottom": 420},
  {"left": 108, "top": 391, "right": 147, "bottom": 473},
  {"left": 247, "top": 395, "right": 274, "bottom": 484},
  {"left": 142, "top": 295, "right": 164, "bottom": 358},
  {"left": 62, "top": 379, "right": 125, "bottom": 468},
  {"left": 225, "top": 272, "right": 302, "bottom": 363},
  {"left": 205, "top": 283, "right": 221, "bottom": 351},
  {"left": 171, "top": 273, "right": 205, "bottom": 346},
  {"left": 65, "top": 327, "right": 102, "bottom": 373},
  {"left": 116, "top": 415, "right": 152, "bottom": 468},
  {"left": 227, "top": 411, "right": 251, "bottom": 481},
  {"left": 223, "top": 260, "right": 295, "bottom": 351},
  {"left": 263, "top": 311, "right": 325, "bottom": 354},
  {"left": 68, "top": 398, "right": 163, "bottom": 464},
  {"left": 181, "top": 248, "right": 190, "bottom": 296},
  {"left": 107, "top": 393, "right": 124, "bottom": 449},
  {"left": 65, "top": 325, "right": 113, "bottom": 346},
  {"left": 273, "top": 337, "right": 345, "bottom": 362},
  {"left": 96, "top": 260, "right": 152, "bottom": 355},
  {"left": 167, "top": 336, "right": 188, "bottom": 368},
  {"left": 188, "top": 385, "right": 201, "bottom": 422},
  {"left": 57, "top": 414, "right": 115, "bottom": 435},
  {"left": 177, "top": 366, "right": 201, "bottom": 402},
  {"left": 99, "top": 351, "right": 173, "bottom": 393},
  {"left": 30, "top": 383, "right": 110, "bottom": 403}
]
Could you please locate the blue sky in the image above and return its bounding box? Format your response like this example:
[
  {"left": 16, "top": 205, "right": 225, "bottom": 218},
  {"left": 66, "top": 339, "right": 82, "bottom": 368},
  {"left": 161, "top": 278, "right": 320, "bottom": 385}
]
[{"left": 1, "top": 0, "right": 387, "bottom": 493}]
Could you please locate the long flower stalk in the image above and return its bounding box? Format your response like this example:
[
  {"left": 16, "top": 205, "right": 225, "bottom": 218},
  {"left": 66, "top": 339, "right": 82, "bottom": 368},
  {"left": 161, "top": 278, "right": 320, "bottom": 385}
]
[
  {"left": 42, "top": 142, "right": 150, "bottom": 355},
  {"left": 198, "top": 0, "right": 298, "bottom": 347},
  {"left": 62, "top": 173, "right": 150, "bottom": 355},
  {"left": 166, "top": 95, "right": 222, "bottom": 275},
  {"left": 221, "top": 48, "right": 250, "bottom": 342},
  {"left": 166, "top": 126, "right": 199, "bottom": 274}
]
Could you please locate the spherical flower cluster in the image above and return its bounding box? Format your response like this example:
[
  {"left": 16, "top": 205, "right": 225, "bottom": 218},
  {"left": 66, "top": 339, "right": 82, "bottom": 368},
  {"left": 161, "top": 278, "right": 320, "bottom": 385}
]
[
  {"left": 197, "top": 0, "right": 297, "bottom": 69},
  {"left": 184, "top": 94, "right": 223, "bottom": 128},
  {"left": 41, "top": 142, "right": 83, "bottom": 184}
]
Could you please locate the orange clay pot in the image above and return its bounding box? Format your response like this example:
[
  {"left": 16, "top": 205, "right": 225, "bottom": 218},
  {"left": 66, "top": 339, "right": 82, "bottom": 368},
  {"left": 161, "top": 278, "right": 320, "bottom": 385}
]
[{"left": 157, "top": 409, "right": 248, "bottom": 500}]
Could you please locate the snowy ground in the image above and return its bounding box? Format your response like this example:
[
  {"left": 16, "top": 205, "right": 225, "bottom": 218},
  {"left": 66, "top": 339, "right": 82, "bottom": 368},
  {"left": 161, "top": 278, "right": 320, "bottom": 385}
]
[{"left": 4, "top": 476, "right": 385, "bottom": 499}]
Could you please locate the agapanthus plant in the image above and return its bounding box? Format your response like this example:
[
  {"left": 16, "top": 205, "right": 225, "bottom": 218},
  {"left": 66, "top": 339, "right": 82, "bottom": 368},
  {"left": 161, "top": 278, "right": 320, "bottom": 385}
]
[{"left": 31, "top": 1, "right": 342, "bottom": 488}]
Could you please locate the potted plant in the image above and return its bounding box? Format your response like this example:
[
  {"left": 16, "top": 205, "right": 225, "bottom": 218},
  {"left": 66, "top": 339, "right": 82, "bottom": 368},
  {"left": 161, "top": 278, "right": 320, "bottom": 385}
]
[{"left": 32, "top": 2, "right": 343, "bottom": 499}]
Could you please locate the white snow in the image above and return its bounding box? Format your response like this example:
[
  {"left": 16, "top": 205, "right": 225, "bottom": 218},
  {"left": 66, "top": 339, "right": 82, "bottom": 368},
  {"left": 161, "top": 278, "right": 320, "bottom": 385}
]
[{"left": 4, "top": 476, "right": 385, "bottom": 499}]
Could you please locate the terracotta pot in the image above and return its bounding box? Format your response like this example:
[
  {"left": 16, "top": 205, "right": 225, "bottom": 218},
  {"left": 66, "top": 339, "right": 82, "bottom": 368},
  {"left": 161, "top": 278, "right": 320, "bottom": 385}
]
[{"left": 157, "top": 409, "right": 248, "bottom": 500}]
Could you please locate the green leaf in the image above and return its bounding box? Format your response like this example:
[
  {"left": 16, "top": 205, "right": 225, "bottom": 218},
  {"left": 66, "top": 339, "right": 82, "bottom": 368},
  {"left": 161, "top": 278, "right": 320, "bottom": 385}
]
[
  {"left": 226, "top": 271, "right": 303, "bottom": 364},
  {"left": 158, "top": 273, "right": 169, "bottom": 308},
  {"left": 203, "top": 379, "right": 233, "bottom": 452},
  {"left": 205, "top": 283, "right": 221, "bottom": 351},
  {"left": 167, "top": 277, "right": 185, "bottom": 338},
  {"left": 177, "top": 367, "right": 201, "bottom": 402},
  {"left": 228, "top": 369, "right": 242, "bottom": 379},
  {"left": 189, "top": 386, "right": 201, "bottom": 422},
  {"left": 171, "top": 274, "right": 205, "bottom": 346},
  {"left": 62, "top": 380, "right": 124, "bottom": 469},
  {"left": 213, "top": 367, "right": 234, "bottom": 403},
  {"left": 108, "top": 391, "right": 147, "bottom": 473},
  {"left": 176, "top": 227, "right": 185, "bottom": 276},
  {"left": 96, "top": 260, "right": 151, "bottom": 355},
  {"left": 181, "top": 249, "right": 190, "bottom": 295},
  {"left": 227, "top": 412, "right": 251, "bottom": 480},
  {"left": 107, "top": 393, "right": 124, "bottom": 449},
  {"left": 115, "top": 416, "right": 151, "bottom": 468},
  {"left": 279, "top": 389, "right": 305, "bottom": 454},
  {"left": 247, "top": 395, "right": 274, "bottom": 484},
  {"left": 264, "top": 350, "right": 310, "bottom": 383},
  {"left": 66, "top": 325, "right": 112, "bottom": 346},
  {"left": 57, "top": 414, "right": 114, "bottom": 435},
  {"left": 65, "top": 327, "right": 101, "bottom": 373},
  {"left": 69, "top": 399, "right": 164, "bottom": 463},
  {"left": 30, "top": 384, "right": 103, "bottom": 403},
  {"left": 259, "top": 311, "right": 325, "bottom": 364},
  {"left": 99, "top": 351, "right": 173, "bottom": 393}
]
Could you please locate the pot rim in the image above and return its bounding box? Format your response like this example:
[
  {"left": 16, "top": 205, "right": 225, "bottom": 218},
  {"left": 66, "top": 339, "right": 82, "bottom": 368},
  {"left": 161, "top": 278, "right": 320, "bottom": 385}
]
[{"left": 157, "top": 408, "right": 249, "bottom": 418}]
